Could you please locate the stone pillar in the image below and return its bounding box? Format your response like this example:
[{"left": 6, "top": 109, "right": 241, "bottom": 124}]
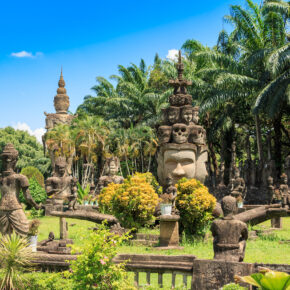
[
  {"left": 159, "top": 215, "right": 180, "bottom": 248},
  {"left": 60, "top": 217, "right": 68, "bottom": 239},
  {"left": 271, "top": 217, "right": 282, "bottom": 229}
]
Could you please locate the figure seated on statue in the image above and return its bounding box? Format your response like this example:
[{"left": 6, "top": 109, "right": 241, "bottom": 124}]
[
  {"left": 96, "top": 156, "right": 124, "bottom": 194},
  {"left": 211, "top": 195, "right": 248, "bottom": 262},
  {"left": 230, "top": 168, "right": 246, "bottom": 199},
  {"left": 45, "top": 156, "right": 78, "bottom": 213},
  {"left": 0, "top": 144, "right": 42, "bottom": 236},
  {"left": 266, "top": 176, "right": 275, "bottom": 204}
]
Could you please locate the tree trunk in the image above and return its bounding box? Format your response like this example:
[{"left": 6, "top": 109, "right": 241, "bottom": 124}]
[
  {"left": 273, "top": 114, "right": 282, "bottom": 178},
  {"left": 254, "top": 114, "right": 264, "bottom": 163},
  {"left": 208, "top": 141, "right": 218, "bottom": 185}
]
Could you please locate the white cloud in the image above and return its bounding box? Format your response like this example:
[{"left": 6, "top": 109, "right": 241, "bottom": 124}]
[
  {"left": 11, "top": 51, "right": 43, "bottom": 58},
  {"left": 13, "top": 122, "right": 45, "bottom": 144},
  {"left": 166, "top": 49, "right": 179, "bottom": 61}
]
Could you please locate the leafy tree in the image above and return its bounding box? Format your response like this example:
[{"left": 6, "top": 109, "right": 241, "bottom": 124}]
[{"left": 0, "top": 127, "right": 50, "bottom": 176}]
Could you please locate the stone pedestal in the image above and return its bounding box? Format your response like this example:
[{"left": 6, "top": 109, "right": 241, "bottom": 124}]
[
  {"left": 271, "top": 217, "right": 282, "bottom": 229},
  {"left": 60, "top": 217, "right": 68, "bottom": 239},
  {"left": 159, "top": 215, "right": 181, "bottom": 249}
]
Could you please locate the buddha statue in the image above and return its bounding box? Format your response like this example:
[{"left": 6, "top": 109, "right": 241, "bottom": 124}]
[
  {"left": 45, "top": 156, "right": 78, "bottom": 212},
  {"left": 157, "top": 143, "right": 208, "bottom": 187},
  {"left": 96, "top": 156, "right": 124, "bottom": 193},
  {"left": 0, "top": 144, "right": 41, "bottom": 236},
  {"left": 211, "top": 196, "right": 248, "bottom": 262}
]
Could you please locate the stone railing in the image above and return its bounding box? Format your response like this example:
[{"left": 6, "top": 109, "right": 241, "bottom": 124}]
[{"left": 113, "top": 254, "right": 195, "bottom": 288}]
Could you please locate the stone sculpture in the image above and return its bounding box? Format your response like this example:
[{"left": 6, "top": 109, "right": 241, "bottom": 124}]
[
  {"left": 230, "top": 168, "right": 246, "bottom": 199},
  {"left": 96, "top": 156, "right": 124, "bottom": 193},
  {"left": 43, "top": 69, "right": 76, "bottom": 174},
  {"left": 45, "top": 156, "right": 78, "bottom": 214},
  {"left": 162, "top": 176, "right": 178, "bottom": 207},
  {"left": 0, "top": 144, "right": 41, "bottom": 236},
  {"left": 280, "top": 173, "right": 289, "bottom": 208},
  {"left": 157, "top": 51, "right": 208, "bottom": 187},
  {"left": 266, "top": 176, "right": 275, "bottom": 204},
  {"left": 211, "top": 195, "right": 248, "bottom": 262}
]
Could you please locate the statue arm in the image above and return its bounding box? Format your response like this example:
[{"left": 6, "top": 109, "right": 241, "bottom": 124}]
[
  {"left": 22, "top": 186, "right": 42, "bottom": 210},
  {"left": 241, "top": 225, "right": 248, "bottom": 241}
]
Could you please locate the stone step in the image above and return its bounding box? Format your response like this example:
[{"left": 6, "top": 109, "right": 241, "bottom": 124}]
[{"left": 129, "top": 239, "right": 159, "bottom": 247}]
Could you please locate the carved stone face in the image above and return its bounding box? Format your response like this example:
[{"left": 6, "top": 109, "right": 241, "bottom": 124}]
[
  {"left": 158, "top": 126, "right": 172, "bottom": 144},
  {"left": 104, "top": 157, "right": 119, "bottom": 176},
  {"left": 56, "top": 164, "right": 66, "bottom": 177},
  {"left": 163, "top": 149, "right": 196, "bottom": 186},
  {"left": 192, "top": 109, "right": 199, "bottom": 124},
  {"left": 181, "top": 106, "right": 193, "bottom": 124},
  {"left": 167, "top": 107, "right": 180, "bottom": 124},
  {"left": 172, "top": 124, "right": 189, "bottom": 144}
]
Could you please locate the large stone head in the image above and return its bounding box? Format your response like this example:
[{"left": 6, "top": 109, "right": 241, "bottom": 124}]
[
  {"left": 181, "top": 105, "right": 193, "bottom": 125},
  {"left": 157, "top": 143, "right": 208, "bottom": 186},
  {"left": 192, "top": 107, "right": 200, "bottom": 124},
  {"left": 172, "top": 124, "right": 189, "bottom": 144},
  {"left": 1, "top": 143, "right": 18, "bottom": 172},
  {"left": 221, "top": 195, "right": 237, "bottom": 217},
  {"left": 167, "top": 107, "right": 180, "bottom": 125},
  {"left": 158, "top": 126, "right": 172, "bottom": 144},
  {"left": 55, "top": 157, "right": 67, "bottom": 177},
  {"left": 103, "top": 156, "right": 120, "bottom": 176}
]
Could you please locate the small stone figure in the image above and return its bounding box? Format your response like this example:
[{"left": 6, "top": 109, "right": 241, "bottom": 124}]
[
  {"left": 68, "top": 177, "right": 78, "bottom": 210},
  {"left": 96, "top": 156, "right": 124, "bottom": 193},
  {"left": 45, "top": 156, "right": 78, "bottom": 211},
  {"left": 267, "top": 176, "right": 275, "bottom": 204},
  {"left": 279, "top": 173, "right": 290, "bottom": 208},
  {"left": 181, "top": 105, "right": 194, "bottom": 125},
  {"left": 230, "top": 168, "right": 246, "bottom": 199},
  {"left": 211, "top": 196, "right": 248, "bottom": 262},
  {"left": 0, "top": 144, "right": 41, "bottom": 236},
  {"left": 192, "top": 107, "right": 199, "bottom": 124},
  {"left": 163, "top": 176, "right": 177, "bottom": 208}
]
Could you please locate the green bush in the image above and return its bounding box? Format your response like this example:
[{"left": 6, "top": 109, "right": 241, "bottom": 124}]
[
  {"left": 176, "top": 178, "right": 216, "bottom": 238},
  {"left": 221, "top": 283, "right": 246, "bottom": 290},
  {"left": 21, "top": 166, "right": 45, "bottom": 187},
  {"left": 20, "top": 177, "right": 47, "bottom": 207},
  {"left": 98, "top": 172, "right": 160, "bottom": 229},
  {"left": 0, "top": 272, "right": 73, "bottom": 290},
  {"left": 69, "top": 223, "right": 135, "bottom": 290}
]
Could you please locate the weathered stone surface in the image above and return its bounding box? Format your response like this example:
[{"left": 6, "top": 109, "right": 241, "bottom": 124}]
[
  {"left": 191, "top": 259, "right": 253, "bottom": 290},
  {"left": 45, "top": 156, "right": 78, "bottom": 214},
  {"left": 211, "top": 196, "right": 248, "bottom": 262},
  {"left": 157, "top": 51, "right": 208, "bottom": 187},
  {"left": 0, "top": 144, "right": 41, "bottom": 236},
  {"left": 159, "top": 215, "right": 180, "bottom": 247}
]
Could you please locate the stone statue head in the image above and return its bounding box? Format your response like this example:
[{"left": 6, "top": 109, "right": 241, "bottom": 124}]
[
  {"left": 55, "top": 157, "right": 67, "bottom": 177},
  {"left": 1, "top": 143, "right": 18, "bottom": 172},
  {"left": 103, "top": 156, "right": 120, "bottom": 176},
  {"left": 172, "top": 123, "right": 189, "bottom": 144},
  {"left": 267, "top": 176, "right": 273, "bottom": 186},
  {"left": 234, "top": 167, "right": 240, "bottom": 178},
  {"left": 158, "top": 143, "right": 208, "bottom": 186},
  {"left": 181, "top": 105, "right": 193, "bottom": 125},
  {"left": 167, "top": 107, "right": 180, "bottom": 124},
  {"left": 221, "top": 195, "right": 237, "bottom": 217},
  {"left": 281, "top": 173, "right": 288, "bottom": 184},
  {"left": 165, "top": 175, "right": 173, "bottom": 187},
  {"left": 158, "top": 126, "right": 172, "bottom": 144},
  {"left": 192, "top": 107, "right": 200, "bottom": 124}
]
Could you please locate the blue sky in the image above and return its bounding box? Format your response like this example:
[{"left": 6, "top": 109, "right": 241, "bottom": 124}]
[{"left": 0, "top": 0, "right": 252, "bottom": 141}]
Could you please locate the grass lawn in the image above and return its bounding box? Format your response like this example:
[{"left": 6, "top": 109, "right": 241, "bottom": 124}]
[
  {"left": 26, "top": 215, "right": 290, "bottom": 289},
  {"left": 34, "top": 215, "right": 290, "bottom": 264}
]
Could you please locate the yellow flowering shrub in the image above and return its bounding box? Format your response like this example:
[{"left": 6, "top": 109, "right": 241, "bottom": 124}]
[
  {"left": 98, "top": 183, "right": 121, "bottom": 214},
  {"left": 176, "top": 178, "right": 216, "bottom": 237},
  {"left": 98, "top": 172, "right": 160, "bottom": 229}
]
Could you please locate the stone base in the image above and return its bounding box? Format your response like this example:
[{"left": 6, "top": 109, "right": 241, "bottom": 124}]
[
  {"left": 159, "top": 215, "right": 180, "bottom": 247},
  {"left": 155, "top": 246, "right": 184, "bottom": 250},
  {"left": 271, "top": 217, "right": 282, "bottom": 228}
]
